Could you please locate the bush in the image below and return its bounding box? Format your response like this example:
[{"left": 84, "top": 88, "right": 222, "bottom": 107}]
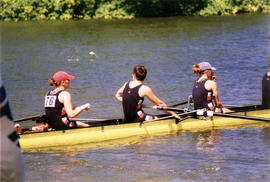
[
  {"left": 198, "top": 0, "right": 270, "bottom": 16},
  {"left": 93, "top": 0, "right": 134, "bottom": 19},
  {"left": 0, "top": 0, "right": 96, "bottom": 21},
  {"left": 0, "top": 0, "right": 269, "bottom": 21}
]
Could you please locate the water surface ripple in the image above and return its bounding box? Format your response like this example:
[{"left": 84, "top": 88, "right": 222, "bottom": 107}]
[{"left": 1, "top": 14, "right": 270, "bottom": 182}]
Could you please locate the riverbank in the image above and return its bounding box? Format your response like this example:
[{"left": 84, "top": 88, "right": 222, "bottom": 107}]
[{"left": 1, "top": 0, "right": 270, "bottom": 21}]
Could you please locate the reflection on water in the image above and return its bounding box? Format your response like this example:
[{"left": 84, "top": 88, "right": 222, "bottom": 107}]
[
  {"left": 22, "top": 135, "right": 149, "bottom": 153},
  {"left": 2, "top": 14, "right": 270, "bottom": 182},
  {"left": 23, "top": 126, "right": 270, "bottom": 182},
  {"left": 195, "top": 130, "right": 221, "bottom": 152}
]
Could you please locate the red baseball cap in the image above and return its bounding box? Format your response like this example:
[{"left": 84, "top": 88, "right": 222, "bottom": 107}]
[{"left": 52, "top": 71, "right": 75, "bottom": 83}]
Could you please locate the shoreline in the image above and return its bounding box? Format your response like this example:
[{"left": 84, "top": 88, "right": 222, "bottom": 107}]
[{"left": 1, "top": 0, "right": 270, "bottom": 22}]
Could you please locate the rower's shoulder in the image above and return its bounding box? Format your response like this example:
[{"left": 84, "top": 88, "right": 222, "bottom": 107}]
[
  {"left": 204, "top": 79, "right": 217, "bottom": 89},
  {"left": 205, "top": 79, "right": 216, "bottom": 84},
  {"left": 59, "top": 90, "right": 71, "bottom": 97},
  {"left": 139, "top": 85, "right": 152, "bottom": 94},
  {"left": 140, "top": 84, "right": 150, "bottom": 89}
]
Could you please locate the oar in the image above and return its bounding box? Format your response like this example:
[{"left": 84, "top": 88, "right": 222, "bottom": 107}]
[
  {"left": 141, "top": 110, "right": 197, "bottom": 125},
  {"left": 143, "top": 105, "right": 186, "bottom": 112},
  {"left": 14, "top": 115, "right": 42, "bottom": 122},
  {"left": 169, "top": 101, "right": 188, "bottom": 107},
  {"left": 213, "top": 112, "right": 270, "bottom": 122},
  {"left": 224, "top": 104, "right": 260, "bottom": 108},
  {"left": 70, "top": 118, "right": 113, "bottom": 122},
  {"left": 71, "top": 118, "right": 124, "bottom": 126},
  {"left": 14, "top": 114, "right": 113, "bottom": 123},
  {"left": 150, "top": 106, "right": 270, "bottom": 123},
  {"left": 143, "top": 101, "right": 188, "bottom": 110}
]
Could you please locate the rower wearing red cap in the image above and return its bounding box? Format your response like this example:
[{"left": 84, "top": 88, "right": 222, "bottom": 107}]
[{"left": 44, "top": 71, "right": 91, "bottom": 130}]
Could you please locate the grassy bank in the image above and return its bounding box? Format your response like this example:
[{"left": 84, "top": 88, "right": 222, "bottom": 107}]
[{"left": 1, "top": 0, "right": 270, "bottom": 21}]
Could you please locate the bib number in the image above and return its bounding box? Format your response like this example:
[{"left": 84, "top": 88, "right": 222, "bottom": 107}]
[{"left": 44, "top": 95, "right": 57, "bottom": 107}]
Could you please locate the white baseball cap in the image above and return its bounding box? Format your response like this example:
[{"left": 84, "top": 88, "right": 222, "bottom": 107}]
[{"left": 199, "top": 62, "right": 216, "bottom": 71}]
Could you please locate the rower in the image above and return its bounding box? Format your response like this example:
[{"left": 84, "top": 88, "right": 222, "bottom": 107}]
[
  {"left": 262, "top": 70, "right": 270, "bottom": 108},
  {"left": 115, "top": 65, "right": 180, "bottom": 123},
  {"left": 44, "top": 71, "right": 91, "bottom": 130},
  {"left": 192, "top": 62, "right": 232, "bottom": 113}
]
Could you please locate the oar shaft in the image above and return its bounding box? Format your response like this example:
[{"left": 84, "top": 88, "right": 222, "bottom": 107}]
[
  {"left": 214, "top": 112, "right": 270, "bottom": 122},
  {"left": 71, "top": 118, "right": 112, "bottom": 122},
  {"left": 14, "top": 115, "right": 41, "bottom": 122},
  {"left": 143, "top": 105, "right": 186, "bottom": 112},
  {"left": 153, "top": 106, "right": 270, "bottom": 122},
  {"left": 170, "top": 101, "right": 188, "bottom": 107},
  {"left": 154, "top": 106, "right": 186, "bottom": 112}
]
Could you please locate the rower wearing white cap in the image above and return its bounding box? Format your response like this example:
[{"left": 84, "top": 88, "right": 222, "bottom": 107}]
[{"left": 192, "top": 62, "right": 231, "bottom": 113}]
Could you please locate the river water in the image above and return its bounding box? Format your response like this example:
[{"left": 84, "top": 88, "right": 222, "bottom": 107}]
[{"left": 1, "top": 14, "right": 270, "bottom": 181}]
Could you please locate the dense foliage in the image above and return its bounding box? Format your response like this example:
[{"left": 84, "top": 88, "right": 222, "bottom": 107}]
[{"left": 1, "top": 0, "right": 270, "bottom": 21}]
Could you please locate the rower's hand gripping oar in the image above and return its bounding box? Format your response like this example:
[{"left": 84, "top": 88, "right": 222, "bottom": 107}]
[
  {"left": 140, "top": 105, "right": 196, "bottom": 125},
  {"left": 143, "top": 105, "right": 186, "bottom": 120},
  {"left": 140, "top": 110, "right": 197, "bottom": 125}
]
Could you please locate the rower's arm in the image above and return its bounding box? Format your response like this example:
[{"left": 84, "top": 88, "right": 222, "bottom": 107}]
[
  {"left": 60, "top": 91, "right": 90, "bottom": 118},
  {"left": 140, "top": 86, "right": 180, "bottom": 118},
  {"left": 115, "top": 82, "right": 127, "bottom": 102},
  {"left": 211, "top": 81, "right": 223, "bottom": 108},
  {"left": 140, "top": 86, "right": 165, "bottom": 106}
]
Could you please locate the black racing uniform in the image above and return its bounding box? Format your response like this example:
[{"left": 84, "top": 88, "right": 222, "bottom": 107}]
[
  {"left": 192, "top": 79, "right": 216, "bottom": 111},
  {"left": 122, "top": 82, "right": 157, "bottom": 123},
  {"left": 44, "top": 90, "right": 75, "bottom": 130},
  {"left": 262, "top": 72, "right": 270, "bottom": 108}
]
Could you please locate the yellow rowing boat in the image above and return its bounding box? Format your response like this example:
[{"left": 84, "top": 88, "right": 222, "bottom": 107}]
[{"left": 19, "top": 105, "right": 270, "bottom": 150}]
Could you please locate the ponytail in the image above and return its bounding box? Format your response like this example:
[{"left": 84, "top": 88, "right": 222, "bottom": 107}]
[
  {"left": 192, "top": 64, "right": 201, "bottom": 74},
  {"left": 48, "top": 78, "right": 56, "bottom": 86}
]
